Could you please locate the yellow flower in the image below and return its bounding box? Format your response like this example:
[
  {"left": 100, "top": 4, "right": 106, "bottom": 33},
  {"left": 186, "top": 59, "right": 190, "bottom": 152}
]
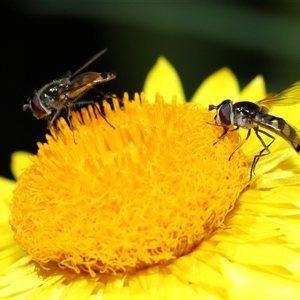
[
  {"left": 0, "top": 152, "right": 31, "bottom": 270},
  {"left": 1, "top": 57, "right": 300, "bottom": 299}
]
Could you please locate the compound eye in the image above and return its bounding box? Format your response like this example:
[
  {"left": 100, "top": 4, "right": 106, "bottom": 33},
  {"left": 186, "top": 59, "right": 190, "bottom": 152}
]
[
  {"left": 216, "top": 100, "right": 233, "bottom": 126},
  {"left": 30, "top": 95, "right": 48, "bottom": 119}
]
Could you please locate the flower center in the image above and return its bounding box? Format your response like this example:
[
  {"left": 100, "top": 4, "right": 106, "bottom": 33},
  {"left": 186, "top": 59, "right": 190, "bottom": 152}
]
[{"left": 10, "top": 93, "right": 248, "bottom": 276}]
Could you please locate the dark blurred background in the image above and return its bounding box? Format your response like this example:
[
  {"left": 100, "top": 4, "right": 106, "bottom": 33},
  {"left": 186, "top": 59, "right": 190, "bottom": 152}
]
[{"left": 1, "top": 1, "right": 300, "bottom": 179}]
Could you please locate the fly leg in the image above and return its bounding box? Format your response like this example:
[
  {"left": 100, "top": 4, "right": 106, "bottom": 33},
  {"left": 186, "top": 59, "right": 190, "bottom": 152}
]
[
  {"left": 69, "top": 100, "right": 115, "bottom": 129},
  {"left": 213, "top": 127, "right": 230, "bottom": 145},
  {"left": 228, "top": 129, "right": 251, "bottom": 160},
  {"left": 47, "top": 107, "right": 66, "bottom": 129},
  {"left": 91, "top": 87, "right": 123, "bottom": 110},
  {"left": 66, "top": 106, "right": 74, "bottom": 129},
  {"left": 229, "top": 126, "right": 240, "bottom": 132},
  {"left": 48, "top": 104, "right": 73, "bottom": 129},
  {"left": 250, "top": 127, "right": 275, "bottom": 180}
]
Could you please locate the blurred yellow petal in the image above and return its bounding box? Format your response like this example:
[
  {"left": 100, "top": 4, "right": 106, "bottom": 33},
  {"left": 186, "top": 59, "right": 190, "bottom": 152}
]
[
  {"left": 252, "top": 147, "right": 300, "bottom": 189},
  {"left": 222, "top": 259, "right": 300, "bottom": 299},
  {"left": 191, "top": 67, "right": 239, "bottom": 106},
  {"left": 238, "top": 74, "right": 266, "bottom": 101},
  {"left": 10, "top": 151, "right": 31, "bottom": 180},
  {"left": 0, "top": 177, "right": 15, "bottom": 206},
  {"left": 0, "top": 176, "right": 24, "bottom": 270},
  {"left": 143, "top": 56, "right": 186, "bottom": 103}
]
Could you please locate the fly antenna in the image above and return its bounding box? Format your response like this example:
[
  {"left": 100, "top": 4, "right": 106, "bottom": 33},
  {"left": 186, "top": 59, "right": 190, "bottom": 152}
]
[{"left": 72, "top": 48, "right": 108, "bottom": 78}]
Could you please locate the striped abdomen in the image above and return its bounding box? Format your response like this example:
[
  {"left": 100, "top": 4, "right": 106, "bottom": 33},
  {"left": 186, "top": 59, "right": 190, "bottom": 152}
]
[{"left": 259, "top": 114, "right": 300, "bottom": 153}]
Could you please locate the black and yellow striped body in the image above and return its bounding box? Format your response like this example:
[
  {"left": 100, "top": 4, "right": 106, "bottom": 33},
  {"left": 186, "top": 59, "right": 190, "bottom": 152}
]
[
  {"left": 258, "top": 114, "right": 300, "bottom": 153},
  {"left": 208, "top": 82, "right": 300, "bottom": 180}
]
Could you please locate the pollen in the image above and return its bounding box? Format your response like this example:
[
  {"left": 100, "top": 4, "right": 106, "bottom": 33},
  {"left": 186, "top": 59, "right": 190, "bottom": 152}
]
[{"left": 10, "top": 93, "right": 248, "bottom": 276}]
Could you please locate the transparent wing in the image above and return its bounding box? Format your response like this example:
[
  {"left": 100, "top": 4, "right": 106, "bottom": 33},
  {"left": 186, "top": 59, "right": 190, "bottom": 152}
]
[
  {"left": 70, "top": 72, "right": 116, "bottom": 86},
  {"left": 258, "top": 81, "right": 300, "bottom": 106},
  {"left": 58, "top": 72, "right": 116, "bottom": 100}
]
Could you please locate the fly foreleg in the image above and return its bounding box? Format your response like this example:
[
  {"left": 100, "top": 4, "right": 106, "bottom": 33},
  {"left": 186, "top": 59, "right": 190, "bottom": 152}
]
[
  {"left": 228, "top": 129, "right": 251, "bottom": 161},
  {"left": 213, "top": 127, "right": 230, "bottom": 145},
  {"left": 47, "top": 107, "right": 66, "bottom": 129}
]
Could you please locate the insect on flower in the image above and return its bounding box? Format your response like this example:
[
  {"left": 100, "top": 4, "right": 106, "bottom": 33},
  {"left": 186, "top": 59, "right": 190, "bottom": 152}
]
[
  {"left": 208, "top": 82, "right": 300, "bottom": 180},
  {"left": 23, "top": 48, "right": 116, "bottom": 128}
]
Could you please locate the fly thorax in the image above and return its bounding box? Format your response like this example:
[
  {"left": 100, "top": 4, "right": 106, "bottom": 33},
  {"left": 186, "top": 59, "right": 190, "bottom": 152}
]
[
  {"left": 39, "top": 80, "right": 60, "bottom": 101},
  {"left": 234, "top": 113, "right": 253, "bottom": 129}
]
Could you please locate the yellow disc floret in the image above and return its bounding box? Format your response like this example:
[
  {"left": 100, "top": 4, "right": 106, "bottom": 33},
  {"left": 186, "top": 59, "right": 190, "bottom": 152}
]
[{"left": 10, "top": 93, "right": 248, "bottom": 276}]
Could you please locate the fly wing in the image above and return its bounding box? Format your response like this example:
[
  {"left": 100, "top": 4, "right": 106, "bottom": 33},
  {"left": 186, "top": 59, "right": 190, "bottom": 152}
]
[
  {"left": 58, "top": 71, "right": 116, "bottom": 100},
  {"left": 258, "top": 81, "right": 300, "bottom": 107},
  {"left": 71, "top": 72, "right": 116, "bottom": 85}
]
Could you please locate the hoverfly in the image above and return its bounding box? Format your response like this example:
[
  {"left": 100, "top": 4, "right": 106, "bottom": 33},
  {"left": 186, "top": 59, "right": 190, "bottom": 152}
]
[
  {"left": 23, "top": 48, "right": 116, "bottom": 128},
  {"left": 208, "top": 82, "right": 300, "bottom": 180}
]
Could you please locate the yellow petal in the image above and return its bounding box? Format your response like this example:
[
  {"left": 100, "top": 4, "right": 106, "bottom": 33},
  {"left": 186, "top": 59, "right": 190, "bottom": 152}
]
[
  {"left": 58, "top": 278, "right": 99, "bottom": 300},
  {"left": 220, "top": 258, "right": 300, "bottom": 299},
  {"left": 0, "top": 177, "right": 15, "bottom": 206},
  {"left": 143, "top": 57, "right": 186, "bottom": 103},
  {"left": 0, "top": 176, "right": 13, "bottom": 239},
  {"left": 0, "top": 176, "right": 25, "bottom": 270},
  {"left": 238, "top": 75, "right": 266, "bottom": 102},
  {"left": 10, "top": 151, "right": 31, "bottom": 180},
  {"left": 191, "top": 67, "right": 239, "bottom": 106},
  {"left": 254, "top": 151, "right": 300, "bottom": 189}
]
